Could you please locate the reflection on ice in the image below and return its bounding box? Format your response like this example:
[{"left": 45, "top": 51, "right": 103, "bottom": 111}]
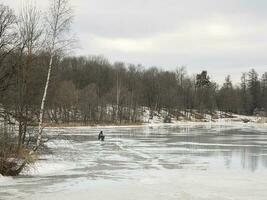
[{"left": 0, "top": 123, "right": 267, "bottom": 199}]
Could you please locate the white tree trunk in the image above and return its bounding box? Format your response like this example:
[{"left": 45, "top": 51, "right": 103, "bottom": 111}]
[
  {"left": 33, "top": 52, "right": 54, "bottom": 151},
  {"left": 31, "top": 0, "right": 72, "bottom": 153}
]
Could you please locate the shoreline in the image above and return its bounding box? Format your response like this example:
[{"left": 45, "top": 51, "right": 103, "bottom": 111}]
[
  {"left": 41, "top": 112, "right": 267, "bottom": 129},
  {"left": 43, "top": 120, "right": 267, "bottom": 129}
]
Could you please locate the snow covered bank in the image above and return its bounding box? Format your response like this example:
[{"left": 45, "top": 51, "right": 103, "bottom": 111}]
[
  {"left": 42, "top": 108, "right": 267, "bottom": 129},
  {"left": 43, "top": 112, "right": 267, "bottom": 130},
  {"left": 142, "top": 109, "right": 267, "bottom": 128}
]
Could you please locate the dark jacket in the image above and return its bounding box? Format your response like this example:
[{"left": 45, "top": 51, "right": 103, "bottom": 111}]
[{"left": 98, "top": 131, "right": 105, "bottom": 141}]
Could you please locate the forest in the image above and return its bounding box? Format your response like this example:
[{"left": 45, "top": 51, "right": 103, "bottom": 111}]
[
  {"left": 2, "top": 54, "right": 267, "bottom": 126},
  {"left": 0, "top": 0, "right": 267, "bottom": 176}
]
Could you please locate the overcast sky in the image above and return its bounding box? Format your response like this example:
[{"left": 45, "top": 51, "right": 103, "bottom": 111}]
[{"left": 3, "top": 0, "right": 267, "bottom": 83}]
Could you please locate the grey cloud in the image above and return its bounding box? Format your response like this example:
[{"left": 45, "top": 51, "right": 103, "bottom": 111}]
[{"left": 2, "top": 0, "right": 267, "bottom": 83}]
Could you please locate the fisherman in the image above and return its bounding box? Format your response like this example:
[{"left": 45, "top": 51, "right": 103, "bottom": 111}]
[{"left": 98, "top": 131, "right": 105, "bottom": 141}]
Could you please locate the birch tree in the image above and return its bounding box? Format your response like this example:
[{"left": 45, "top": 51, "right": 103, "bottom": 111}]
[{"left": 34, "top": 0, "right": 73, "bottom": 152}]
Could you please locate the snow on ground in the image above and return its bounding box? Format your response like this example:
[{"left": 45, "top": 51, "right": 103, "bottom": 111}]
[
  {"left": 43, "top": 108, "right": 266, "bottom": 130},
  {"left": 143, "top": 109, "right": 267, "bottom": 127}
]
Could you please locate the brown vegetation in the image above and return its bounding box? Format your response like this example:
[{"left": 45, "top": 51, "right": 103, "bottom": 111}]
[{"left": 0, "top": 144, "right": 35, "bottom": 176}]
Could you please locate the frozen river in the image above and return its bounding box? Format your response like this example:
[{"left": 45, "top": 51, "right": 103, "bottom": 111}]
[{"left": 1, "top": 123, "right": 267, "bottom": 200}]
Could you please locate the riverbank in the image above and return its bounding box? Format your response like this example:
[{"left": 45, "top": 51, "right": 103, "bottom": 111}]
[
  {"left": 44, "top": 121, "right": 143, "bottom": 128},
  {"left": 40, "top": 109, "right": 267, "bottom": 129},
  {"left": 43, "top": 114, "right": 267, "bottom": 129}
]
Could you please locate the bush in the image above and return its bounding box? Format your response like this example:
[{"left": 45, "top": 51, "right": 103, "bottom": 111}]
[{"left": 0, "top": 143, "right": 31, "bottom": 176}]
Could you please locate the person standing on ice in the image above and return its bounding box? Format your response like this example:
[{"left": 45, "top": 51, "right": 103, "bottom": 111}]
[{"left": 98, "top": 131, "right": 105, "bottom": 141}]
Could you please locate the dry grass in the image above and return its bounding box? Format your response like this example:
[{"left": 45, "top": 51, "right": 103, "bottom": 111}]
[
  {"left": 0, "top": 144, "right": 36, "bottom": 176},
  {"left": 43, "top": 121, "right": 143, "bottom": 128}
]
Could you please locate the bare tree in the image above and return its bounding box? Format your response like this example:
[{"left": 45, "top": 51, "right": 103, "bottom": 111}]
[
  {"left": 34, "top": 0, "right": 73, "bottom": 152},
  {"left": 0, "top": 4, "right": 17, "bottom": 92},
  {"left": 18, "top": 1, "right": 42, "bottom": 54},
  {"left": 17, "top": 1, "right": 42, "bottom": 151},
  {"left": 114, "top": 62, "right": 123, "bottom": 122}
]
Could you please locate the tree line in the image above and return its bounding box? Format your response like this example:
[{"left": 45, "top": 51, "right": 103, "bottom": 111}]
[
  {"left": 0, "top": 0, "right": 267, "bottom": 176},
  {"left": 3, "top": 53, "right": 267, "bottom": 126}
]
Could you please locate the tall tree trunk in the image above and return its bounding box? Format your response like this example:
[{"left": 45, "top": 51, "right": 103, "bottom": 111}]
[
  {"left": 33, "top": 53, "right": 54, "bottom": 152},
  {"left": 116, "top": 72, "right": 121, "bottom": 122}
]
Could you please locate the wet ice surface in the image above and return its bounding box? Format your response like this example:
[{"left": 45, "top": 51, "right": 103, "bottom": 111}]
[{"left": 1, "top": 123, "right": 267, "bottom": 200}]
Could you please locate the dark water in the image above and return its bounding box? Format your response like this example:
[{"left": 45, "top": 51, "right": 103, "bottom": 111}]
[{"left": 1, "top": 124, "right": 267, "bottom": 199}]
